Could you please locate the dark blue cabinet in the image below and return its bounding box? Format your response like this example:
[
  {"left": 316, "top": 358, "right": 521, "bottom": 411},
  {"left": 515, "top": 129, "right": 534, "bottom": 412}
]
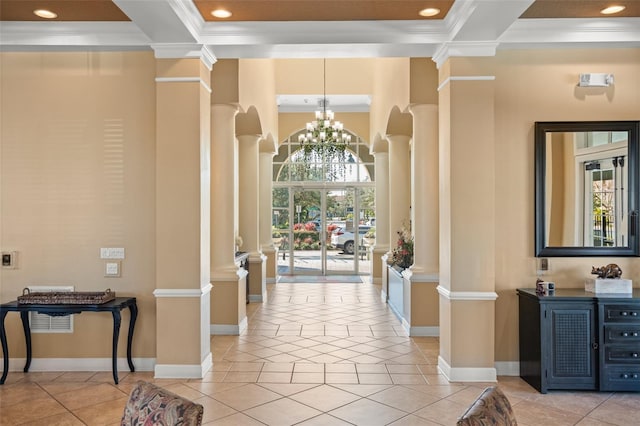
[{"left": 518, "top": 288, "right": 640, "bottom": 393}]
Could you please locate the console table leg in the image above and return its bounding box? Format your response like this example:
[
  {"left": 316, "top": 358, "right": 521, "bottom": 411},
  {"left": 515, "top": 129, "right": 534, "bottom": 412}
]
[
  {"left": 0, "top": 311, "right": 9, "bottom": 384},
  {"left": 20, "top": 312, "right": 32, "bottom": 373},
  {"left": 111, "top": 310, "right": 121, "bottom": 384},
  {"left": 126, "top": 303, "right": 137, "bottom": 372}
]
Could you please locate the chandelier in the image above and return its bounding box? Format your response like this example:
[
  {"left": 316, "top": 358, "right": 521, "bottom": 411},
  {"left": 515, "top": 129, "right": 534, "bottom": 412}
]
[{"left": 298, "top": 59, "right": 352, "bottom": 159}]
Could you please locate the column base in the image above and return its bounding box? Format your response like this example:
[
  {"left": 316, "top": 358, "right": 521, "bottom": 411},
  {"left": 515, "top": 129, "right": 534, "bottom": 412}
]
[
  {"left": 210, "top": 268, "right": 248, "bottom": 335},
  {"left": 155, "top": 353, "right": 212, "bottom": 379},
  {"left": 210, "top": 316, "right": 248, "bottom": 335},
  {"left": 262, "top": 246, "right": 277, "bottom": 284},
  {"left": 372, "top": 246, "right": 389, "bottom": 286},
  {"left": 438, "top": 355, "right": 497, "bottom": 383},
  {"left": 248, "top": 253, "right": 267, "bottom": 302}
]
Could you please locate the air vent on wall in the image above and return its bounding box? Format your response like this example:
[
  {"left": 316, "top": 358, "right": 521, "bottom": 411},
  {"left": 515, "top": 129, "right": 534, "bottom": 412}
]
[{"left": 28, "top": 286, "right": 74, "bottom": 333}]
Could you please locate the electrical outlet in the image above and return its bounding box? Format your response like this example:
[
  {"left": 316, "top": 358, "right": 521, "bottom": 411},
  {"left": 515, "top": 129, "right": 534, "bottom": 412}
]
[
  {"left": 539, "top": 258, "right": 549, "bottom": 271},
  {"left": 105, "top": 261, "right": 121, "bottom": 277}
]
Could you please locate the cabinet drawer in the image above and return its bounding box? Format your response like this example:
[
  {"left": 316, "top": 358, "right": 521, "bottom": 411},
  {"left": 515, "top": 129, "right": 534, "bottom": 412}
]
[
  {"left": 603, "top": 325, "right": 640, "bottom": 344},
  {"left": 601, "top": 305, "right": 640, "bottom": 323},
  {"left": 604, "top": 346, "right": 640, "bottom": 363},
  {"left": 601, "top": 365, "right": 640, "bottom": 392}
]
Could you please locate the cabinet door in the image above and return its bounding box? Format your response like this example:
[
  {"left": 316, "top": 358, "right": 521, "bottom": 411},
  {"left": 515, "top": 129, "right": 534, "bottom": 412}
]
[{"left": 544, "top": 303, "right": 598, "bottom": 390}]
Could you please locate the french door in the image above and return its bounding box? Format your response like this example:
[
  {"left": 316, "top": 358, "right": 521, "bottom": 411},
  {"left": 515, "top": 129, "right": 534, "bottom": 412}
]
[{"left": 274, "top": 187, "right": 373, "bottom": 275}]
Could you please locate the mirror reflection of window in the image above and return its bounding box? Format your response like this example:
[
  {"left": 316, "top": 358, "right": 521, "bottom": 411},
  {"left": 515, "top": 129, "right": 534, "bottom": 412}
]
[{"left": 578, "top": 131, "right": 628, "bottom": 248}]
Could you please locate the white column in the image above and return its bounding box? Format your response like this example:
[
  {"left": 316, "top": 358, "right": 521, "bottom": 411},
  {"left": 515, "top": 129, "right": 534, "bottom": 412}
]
[
  {"left": 387, "top": 135, "right": 412, "bottom": 249},
  {"left": 371, "top": 140, "right": 389, "bottom": 289},
  {"left": 238, "top": 134, "right": 261, "bottom": 254},
  {"left": 211, "top": 104, "right": 241, "bottom": 277},
  {"left": 408, "top": 104, "right": 439, "bottom": 276},
  {"left": 260, "top": 139, "right": 277, "bottom": 284},
  {"left": 238, "top": 134, "right": 267, "bottom": 302}
]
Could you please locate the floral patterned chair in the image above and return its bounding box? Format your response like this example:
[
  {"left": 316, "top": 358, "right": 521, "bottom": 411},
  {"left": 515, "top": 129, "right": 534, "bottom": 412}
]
[
  {"left": 121, "top": 381, "right": 204, "bottom": 426},
  {"left": 457, "top": 386, "right": 517, "bottom": 425}
]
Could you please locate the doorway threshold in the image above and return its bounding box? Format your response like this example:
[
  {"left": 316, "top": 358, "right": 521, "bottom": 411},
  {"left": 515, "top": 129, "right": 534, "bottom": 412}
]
[{"left": 277, "top": 275, "right": 365, "bottom": 284}]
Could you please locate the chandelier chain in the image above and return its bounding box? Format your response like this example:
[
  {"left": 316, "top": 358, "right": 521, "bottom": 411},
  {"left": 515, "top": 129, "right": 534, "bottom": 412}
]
[{"left": 298, "top": 58, "right": 352, "bottom": 159}]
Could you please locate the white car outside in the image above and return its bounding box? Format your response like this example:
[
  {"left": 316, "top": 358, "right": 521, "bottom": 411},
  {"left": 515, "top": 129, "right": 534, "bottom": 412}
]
[{"left": 330, "top": 226, "right": 371, "bottom": 254}]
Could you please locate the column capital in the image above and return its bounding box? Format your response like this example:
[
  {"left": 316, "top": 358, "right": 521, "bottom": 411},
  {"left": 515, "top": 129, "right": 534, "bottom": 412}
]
[
  {"left": 237, "top": 134, "right": 262, "bottom": 143},
  {"left": 386, "top": 134, "right": 411, "bottom": 145}
]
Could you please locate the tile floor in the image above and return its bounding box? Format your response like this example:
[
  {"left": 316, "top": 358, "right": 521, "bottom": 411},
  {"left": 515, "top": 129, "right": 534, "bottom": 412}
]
[{"left": 1, "top": 280, "right": 639, "bottom": 425}]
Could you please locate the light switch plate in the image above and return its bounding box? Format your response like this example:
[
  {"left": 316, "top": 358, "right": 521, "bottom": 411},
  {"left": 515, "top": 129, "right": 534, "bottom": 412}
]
[{"left": 2, "top": 251, "right": 18, "bottom": 269}]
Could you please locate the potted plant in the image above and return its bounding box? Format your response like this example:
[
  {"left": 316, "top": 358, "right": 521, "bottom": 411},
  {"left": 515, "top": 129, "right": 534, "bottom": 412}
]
[
  {"left": 363, "top": 227, "right": 375, "bottom": 247},
  {"left": 387, "top": 222, "right": 413, "bottom": 270}
]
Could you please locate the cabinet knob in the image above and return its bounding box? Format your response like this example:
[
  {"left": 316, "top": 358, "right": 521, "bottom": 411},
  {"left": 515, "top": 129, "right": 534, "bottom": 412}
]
[
  {"left": 592, "top": 342, "right": 599, "bottom": 350},
  {"left": 632, "top": 353, "right": 639, "bottom": 358},
  {"left": 621, "top": 311, "right": 628, "bottom": 316},
  {"left": 622, "top": 332, "right": 629, "bottom": 337},
  {"left": 634, "top": 332, "right": 639, "bottom": 337},
  {"left": 622, "top": 374, "right": 629, "bottom": 379},
  {"left": 633, "top": 312, "right": 638, "bottom": 316}
]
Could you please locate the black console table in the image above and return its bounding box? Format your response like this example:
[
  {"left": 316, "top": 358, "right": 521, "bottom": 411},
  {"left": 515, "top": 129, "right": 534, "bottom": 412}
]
[{"left": 0, "top": 297, "right": 137, "bottom": 385}]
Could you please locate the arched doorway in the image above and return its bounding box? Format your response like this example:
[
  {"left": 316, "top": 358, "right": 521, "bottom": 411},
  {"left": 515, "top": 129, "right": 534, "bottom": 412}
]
[{"left": 273, "top": 129, "right": 375, "bottom": 276}]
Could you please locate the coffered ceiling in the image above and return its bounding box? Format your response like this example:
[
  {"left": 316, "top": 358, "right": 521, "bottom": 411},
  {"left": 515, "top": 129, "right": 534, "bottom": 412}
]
[{"left": 1, "top": 1, "right": 639, "bottom": 59}]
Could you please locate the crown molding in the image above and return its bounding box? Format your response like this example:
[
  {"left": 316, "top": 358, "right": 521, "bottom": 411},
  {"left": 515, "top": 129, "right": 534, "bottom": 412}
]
[
  {"left": 499, "top": 17, "right": 640, "bottom": 48},
  {"left": 152, "top": 43, "right": 216, "bottom": 69},
  {"left": 0, "top": 22, "right": 150, "bottom": 50},
  {"left": 432, "top": 41, "right": 499, "bottom": 69}
]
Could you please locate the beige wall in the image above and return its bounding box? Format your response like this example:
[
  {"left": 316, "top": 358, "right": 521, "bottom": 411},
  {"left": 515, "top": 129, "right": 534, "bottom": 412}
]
[
  {"left": 492, "top": 48, "right": 640, "bottom": 362},
  {"left": 0, "top": 51, "right": 157, "bottom": 358},
  {"left": 371, "top": 58, "right": 411, "bottom": 141},
  {"left": 2, "top": 48, "right": 639, "bottom": 368},
  {"left": 239, "top": 59, "right": 278, "bottom": 142}
]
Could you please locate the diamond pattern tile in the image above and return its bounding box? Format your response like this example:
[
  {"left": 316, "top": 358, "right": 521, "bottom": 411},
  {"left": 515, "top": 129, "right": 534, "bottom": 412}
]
[{"left": 2, "top": 280, "right": 639, "bottom": 425}]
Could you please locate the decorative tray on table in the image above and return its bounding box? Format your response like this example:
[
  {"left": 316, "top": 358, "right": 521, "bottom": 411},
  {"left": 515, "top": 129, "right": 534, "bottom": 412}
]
[{"left": 17, "top": 288, "right": 116, "bottom": 305}]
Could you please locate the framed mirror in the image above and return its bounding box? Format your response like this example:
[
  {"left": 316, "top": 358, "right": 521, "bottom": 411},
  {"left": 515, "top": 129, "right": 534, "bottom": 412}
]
[{"left": 535, "top": 121, "right": 640, "bottom": 257}]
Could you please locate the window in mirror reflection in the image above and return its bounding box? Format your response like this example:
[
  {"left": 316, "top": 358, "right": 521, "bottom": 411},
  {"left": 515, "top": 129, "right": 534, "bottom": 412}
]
[{"left": 546, "top": 130, "right": 628, "bottom": 247}]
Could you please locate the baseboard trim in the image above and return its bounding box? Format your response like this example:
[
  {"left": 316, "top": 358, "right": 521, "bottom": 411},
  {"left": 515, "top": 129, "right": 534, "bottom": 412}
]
[
  {"left": 210, "top": 316, "right": 248, "bottom": 335},
  {"left": 248, "top": 294, "right": 264, "bottom": 302},
  {"left": 410, "top": 326, "right": 439, "bottom": 337},
  {"left": 438, "top": 355, "right": 497, "bottom": 382},
  {"left": 380, "top": 289, "right": 388, "bottom": 302},
  {"left": 201, "top": 352, "right": 213, "bottom": 376},
  {"left": 2, "top": 357, "right": 155, "bottom": 372},
  {"left": 495, "top": 361, "right": 519, "bottom": 376},
  {"left": 401, "top": 318, "right": 411, "bottom": 334}
]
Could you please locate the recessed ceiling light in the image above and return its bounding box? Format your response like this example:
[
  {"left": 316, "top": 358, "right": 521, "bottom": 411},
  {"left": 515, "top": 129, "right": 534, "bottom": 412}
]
[
  {"left": 211, "top": 9, "right": 232, "bottom": 19},
  {"left": 33, "top": 9, "right": 57, "bottom": 19},
  {"left": 600, "top": 5, "right": 626, "bottom": 15},
  {"left": 419, "top": 8, "right": 441, "bottom": 17}
]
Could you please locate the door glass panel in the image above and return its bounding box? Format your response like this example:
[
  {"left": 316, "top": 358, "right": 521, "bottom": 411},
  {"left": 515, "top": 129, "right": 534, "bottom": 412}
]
[
  {"left": 292, "top": 189, "right": 323, "bottom": 274},
  {"left": 273, "top": 187, "right": 290, "bottom": 275},
  {"left": 327, "top": 188, "right": 355, "bottom": 273},
  {"left": 358, "top": 187, "right": 376, "bottom": 275}
]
